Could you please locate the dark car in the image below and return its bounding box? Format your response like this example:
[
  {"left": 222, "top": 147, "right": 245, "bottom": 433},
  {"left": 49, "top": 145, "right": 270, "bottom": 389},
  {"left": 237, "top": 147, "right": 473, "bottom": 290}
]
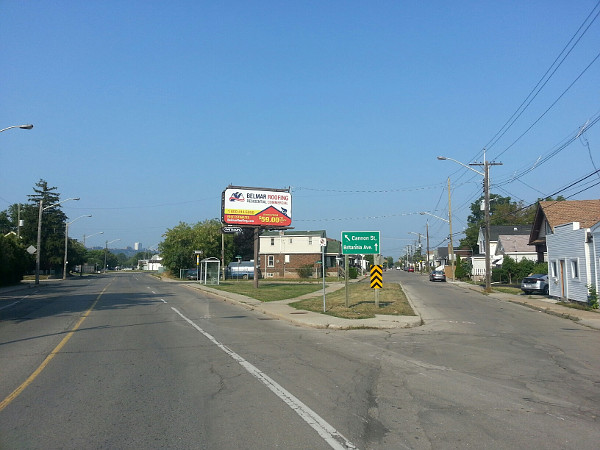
[
  {"left": 187, "top": 269, "right": 198, "bottom": 280},
  {"left": 521, "top": 274, "right": 549, "bottom": 295},
  {"left": 429, "top": 270, "right": 446, "bottom": 282}
]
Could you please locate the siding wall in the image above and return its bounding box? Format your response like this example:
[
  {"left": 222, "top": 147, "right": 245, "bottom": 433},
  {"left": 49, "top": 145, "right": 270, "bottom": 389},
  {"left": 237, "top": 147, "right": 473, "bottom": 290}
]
[{"left": 546, "top": 222, "right": 591, "bottom": 303}]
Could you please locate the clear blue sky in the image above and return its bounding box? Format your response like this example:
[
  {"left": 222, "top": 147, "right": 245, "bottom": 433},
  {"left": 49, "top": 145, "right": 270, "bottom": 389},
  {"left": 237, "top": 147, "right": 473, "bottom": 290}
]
[{"left": 2, "top": 1, "right": 599, "bottom": 257}]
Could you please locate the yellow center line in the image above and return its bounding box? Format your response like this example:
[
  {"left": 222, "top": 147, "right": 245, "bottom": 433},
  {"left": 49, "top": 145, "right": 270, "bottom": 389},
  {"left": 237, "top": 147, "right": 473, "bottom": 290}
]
[{"left": 0, "top": 283, "right": 111, "bottom": 412}]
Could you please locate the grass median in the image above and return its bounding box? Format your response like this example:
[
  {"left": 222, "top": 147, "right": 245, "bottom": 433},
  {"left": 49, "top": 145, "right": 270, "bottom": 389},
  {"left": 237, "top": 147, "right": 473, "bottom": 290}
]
[
  {"left": 211, "top": 281, "right": 323, "bottom": 302},
  {"left": 291, "top": 281, "right": 415, "bottom": 319},
  {"left": 212, "top": 279, "right": 415, "bottom": 319}
]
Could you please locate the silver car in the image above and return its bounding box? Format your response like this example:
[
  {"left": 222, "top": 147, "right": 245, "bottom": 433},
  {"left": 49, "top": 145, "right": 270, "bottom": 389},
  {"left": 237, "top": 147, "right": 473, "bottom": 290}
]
[
  {"left": 521, "top": 274, "right": 549, "bottom": 295},
  {"left": 429, "top": 270, "right": 446, "bottom": 282}
]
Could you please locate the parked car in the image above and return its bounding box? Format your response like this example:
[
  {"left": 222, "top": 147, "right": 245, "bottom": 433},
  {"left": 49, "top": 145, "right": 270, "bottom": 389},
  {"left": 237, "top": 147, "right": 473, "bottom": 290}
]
[
  {"left": 187, "top": 268, "right": 198, "bottom": 280},
  {"left": 429, "top": 270, "right": 446, "bottom": 282},
  {"left": 521, "top": 274, "right": 549, "bottom": 295},
  {"left": 226, "top": 261, "right": 255, "bottom": 280},
  {"left": 408, "top": 267, "right": 415, "bottom": 272}
]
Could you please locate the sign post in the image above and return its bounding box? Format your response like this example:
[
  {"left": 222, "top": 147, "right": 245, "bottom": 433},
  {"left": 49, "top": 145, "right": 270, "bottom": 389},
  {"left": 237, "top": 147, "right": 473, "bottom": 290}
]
[
  {"left": 320, "top": 238, "right": 327, "bottom": 312},
  {"left": 341, "top": 231, "right": 381, "bottom": 308},
  {"left": 370, "top": 261, "right": 383, "bottom": 308}
]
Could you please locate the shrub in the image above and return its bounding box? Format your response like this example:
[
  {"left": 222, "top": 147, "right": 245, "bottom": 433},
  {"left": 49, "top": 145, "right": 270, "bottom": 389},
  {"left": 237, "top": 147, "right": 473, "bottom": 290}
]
[
  {"left": 296, "top": 264, "right": 314, "bottom": 279},
  {"left": 0, "top": 235, "right": 30, "bottom": 286},
  {"left": 348, "top": 267, "right": 358, "bottom": 279},
  {"left": 588, "top": 285, "right": 599, "bottom": 309}
]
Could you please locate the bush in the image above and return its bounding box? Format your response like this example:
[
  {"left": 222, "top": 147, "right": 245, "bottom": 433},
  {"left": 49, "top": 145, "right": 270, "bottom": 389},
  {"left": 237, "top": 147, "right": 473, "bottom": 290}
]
[
  {"left": 296, "top": 264, "right": 314, "bottom": 279},
  {"left": 532, "top": 262, "right": 548, "bottom": 274},
  {"left": 348, "top": 267, "right": 358, "bottom": 279},
  {"left": 588, "top": 285, "right": 599, "bottom": 309},
  {"left": 0, "top": 235, "right": 30, "bottom": 286}
]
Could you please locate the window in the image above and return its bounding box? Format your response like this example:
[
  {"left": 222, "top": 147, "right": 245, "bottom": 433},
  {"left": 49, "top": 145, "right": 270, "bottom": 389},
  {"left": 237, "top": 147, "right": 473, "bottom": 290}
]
[
  {"left": 308, "top": 237, "right": 312, "bottom": 245},
  {"left": 289, "top": 238, "right": 293, "bottom": 244},
  {"left": 285, "top": 254, "right": 290, "bottom": 263},
  {"left": 270, "top": 238, "right": 275, "bottom": 246},
  {"left": 551, "top": 260, "right": 558, "bottom": 278},
  {"left": 267, "top": 255, "right": 274, "bottom": 267},
  {"left": 570, "top": 259, "right": 579, "bottom": 279}
]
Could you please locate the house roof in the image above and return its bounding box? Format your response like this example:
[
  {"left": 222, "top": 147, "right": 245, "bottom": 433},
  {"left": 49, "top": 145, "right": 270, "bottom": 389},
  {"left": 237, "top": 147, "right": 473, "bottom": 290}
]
[
  {"left": 496, "top": 234, "right": 533, "bottom": 254},
  {"left": 539, "top": 200, "right": 600, "bottom": 229},
  {"left": 262, "top": 230, "right": 326, "bottom": 238},
  {"left": 485, "top": 225, "right": 531, "bottom": 241},
  {"left": 530, "top": 200, "right": 600, "bottom": 244}
]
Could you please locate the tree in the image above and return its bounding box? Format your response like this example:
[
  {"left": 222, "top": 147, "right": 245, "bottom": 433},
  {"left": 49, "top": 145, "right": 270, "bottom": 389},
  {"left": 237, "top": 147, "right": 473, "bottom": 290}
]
[
  {"left": 233, "top": 228, "right": 255, "bottom": 261},
  {"left": 85, "top": 249, "right": 105, "bottom": 272},
  {"left": 459, "top": 194, "right": 537, "bottom": 252},
  {"left": 66, "top": 240, "right": 87, "bottom": 274},
  {"left": 0, "top": 234, "right": 31, "bottom": 285},
  {"left": 454, "top": 254, "right": 471, "bottom": 280},
  {"left": 159, "top": 219, "right": 234, "bottom": 275},
  {"left": 19, "top": 180, "right": 69, "bottom": 275}
]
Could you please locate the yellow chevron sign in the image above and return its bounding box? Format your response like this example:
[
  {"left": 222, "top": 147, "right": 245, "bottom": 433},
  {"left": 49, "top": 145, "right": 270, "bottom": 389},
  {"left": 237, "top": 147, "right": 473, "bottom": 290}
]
[{"left": 370, "top": 265, "right": 383, "bottom": 289}]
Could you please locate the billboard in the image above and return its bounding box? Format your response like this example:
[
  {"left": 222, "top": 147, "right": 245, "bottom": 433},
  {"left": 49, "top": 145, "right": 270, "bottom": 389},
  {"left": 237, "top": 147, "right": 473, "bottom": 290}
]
[{"left": 222, "top": 186, "right": 292, "bottom": 228}]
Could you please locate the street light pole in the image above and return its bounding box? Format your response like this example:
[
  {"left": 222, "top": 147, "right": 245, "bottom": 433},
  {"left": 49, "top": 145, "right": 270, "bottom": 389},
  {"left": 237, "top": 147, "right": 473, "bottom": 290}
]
[
  {"left": 447, "top": 177, "right": 455, "bottom": 281},
  {"left": 63, "top": 215, "right": 92, "bottom": 280},
  {"left": 0, "top": 124, "right": 33, "bottom": 133},
  {"left": 437, "top": 153, "right": 502, "bottom": 292},
  {"left": 83, "top": 231, "right": 104, "bottom": 247},
  {"left": 104, "top": 239, "right": 121, "bottom": 273},
  {"left": 35, "top": 197, "right": 80, "bottom": 285},
  {"left": 408, "top": 231, "right": 424, "bottom": 271},
  {"left": 420, "top": 210, "right": 453, "bottom": 278}
]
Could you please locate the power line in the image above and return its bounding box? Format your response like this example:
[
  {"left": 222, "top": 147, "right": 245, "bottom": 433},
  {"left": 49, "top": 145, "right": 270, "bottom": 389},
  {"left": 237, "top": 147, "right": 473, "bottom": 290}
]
[{"left": 485, "top": 1, "right": 600, "bottom": 153}]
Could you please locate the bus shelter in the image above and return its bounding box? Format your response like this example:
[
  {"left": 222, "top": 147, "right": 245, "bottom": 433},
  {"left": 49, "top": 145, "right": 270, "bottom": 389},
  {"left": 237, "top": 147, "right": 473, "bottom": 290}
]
[{"left": 200, "top": 257, "right": 221, "bottom": 285}]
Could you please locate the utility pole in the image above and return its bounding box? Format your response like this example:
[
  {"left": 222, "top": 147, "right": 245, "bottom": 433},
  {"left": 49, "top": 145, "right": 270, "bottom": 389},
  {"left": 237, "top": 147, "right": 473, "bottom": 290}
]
[
  {"left": 425, "top": 221, "right": 430, "bottom": 272},
  {"left": 471, "top": 152, "right": 502, "bottom": 293},
  {"left": 447, "top": 177, "right": 455, "bottom": 281}
]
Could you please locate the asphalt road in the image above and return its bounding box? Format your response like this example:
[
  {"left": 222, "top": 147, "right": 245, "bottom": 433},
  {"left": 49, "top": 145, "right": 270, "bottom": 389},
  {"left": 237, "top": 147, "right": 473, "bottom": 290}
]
[{"left": 1, "top": 271, "right": 599, "bottom": 449}]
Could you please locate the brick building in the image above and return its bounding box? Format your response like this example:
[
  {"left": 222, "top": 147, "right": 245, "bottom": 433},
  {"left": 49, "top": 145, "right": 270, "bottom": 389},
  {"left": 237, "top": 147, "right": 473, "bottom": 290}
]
[{"left": 259, "top": 230, "right": 342, "bottom": 278}]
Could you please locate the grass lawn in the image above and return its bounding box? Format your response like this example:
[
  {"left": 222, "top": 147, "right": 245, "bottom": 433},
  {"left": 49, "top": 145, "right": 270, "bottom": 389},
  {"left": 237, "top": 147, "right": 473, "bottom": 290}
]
[
  {"left": 211, "top": 281, "right": 323, "bottom": 302},
  {"left": 291, "top": 280, "right": 415, "bottom": 319}
]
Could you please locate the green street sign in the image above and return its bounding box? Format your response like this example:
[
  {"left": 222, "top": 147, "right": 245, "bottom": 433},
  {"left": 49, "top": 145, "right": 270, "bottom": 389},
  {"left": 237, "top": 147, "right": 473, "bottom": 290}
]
[{"left": 341, "top": 231, "right": 380, "bottom": 255}]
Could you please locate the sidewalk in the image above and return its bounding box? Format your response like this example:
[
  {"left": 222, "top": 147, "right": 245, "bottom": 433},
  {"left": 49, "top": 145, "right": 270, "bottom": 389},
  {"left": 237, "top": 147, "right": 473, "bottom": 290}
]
[{"left": 448, "top": 279, "right": 600, "bottom": 331}]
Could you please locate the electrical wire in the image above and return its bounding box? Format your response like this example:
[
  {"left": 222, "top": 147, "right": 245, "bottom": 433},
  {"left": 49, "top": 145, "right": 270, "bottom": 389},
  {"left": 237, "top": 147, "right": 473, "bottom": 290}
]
[{"left": 485, "top": 1, "right": 600, "bottom": 153}]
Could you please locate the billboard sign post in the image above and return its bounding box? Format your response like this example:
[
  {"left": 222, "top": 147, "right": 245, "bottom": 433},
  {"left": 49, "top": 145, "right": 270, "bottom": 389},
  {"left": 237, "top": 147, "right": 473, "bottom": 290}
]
[{"left": 222, "top": 185, "right": 293, "bottom": 289}]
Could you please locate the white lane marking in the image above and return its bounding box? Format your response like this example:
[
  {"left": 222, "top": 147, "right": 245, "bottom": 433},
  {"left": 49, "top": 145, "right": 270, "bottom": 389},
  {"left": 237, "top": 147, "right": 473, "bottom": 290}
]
[
  {"left": 0, "top": 301, "right": 21, "bottom": 311},
  {"left": 0, "top": 295, "right": 30, "bottom": 311},
  {"left": 160, "top": 298, "right": 167, "bottom": 304},
  {"left": 170, "top": 307, "right": 355, "bottom": 450}
]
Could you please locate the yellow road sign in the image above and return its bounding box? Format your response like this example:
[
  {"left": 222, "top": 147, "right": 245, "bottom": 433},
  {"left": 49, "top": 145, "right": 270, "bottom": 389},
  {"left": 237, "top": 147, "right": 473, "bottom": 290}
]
[{"left": 370, "top": 265, "right": 383, "bottom": 289}]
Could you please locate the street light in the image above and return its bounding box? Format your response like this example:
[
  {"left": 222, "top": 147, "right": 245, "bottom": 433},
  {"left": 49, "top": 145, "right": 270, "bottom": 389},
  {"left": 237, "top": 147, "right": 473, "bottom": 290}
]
[
  {"left": 83, "top": 231, "right": 104, "bottom": 247},
  {"left": 63, "top": 215, "right": 92, "bottom": 280},
  {"left": 408, "top": 232, "right": 424, "bottom": 272},
  {"left": 420, "top": 211, "right": 455, "bottom": 280},
  {"left": 35, "top": 197, "right": 80, "bottom": 284},
  {"left": 437, "top": 153, "right": 502, "bottom": 292},
  {"left": 0, "top": 124, "right": 34, "bottom": 133},
  {"left": 104, "top": 239, "right": 121, "bottom": 273}
]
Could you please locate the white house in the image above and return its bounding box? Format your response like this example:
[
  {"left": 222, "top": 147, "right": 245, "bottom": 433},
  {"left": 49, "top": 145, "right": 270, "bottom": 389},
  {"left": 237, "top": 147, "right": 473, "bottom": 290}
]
[
  {"left": 546, "top": 222, "right": 597, "bottom": 303},
  {"left": 472, "top": 225, "right": 531, "bottom": 281},
  {"left": 138, "top": 254, "right": 163, "bottom": 271},
  {"left": 493, "top": 234, "right": 538, "bottom": 265}
]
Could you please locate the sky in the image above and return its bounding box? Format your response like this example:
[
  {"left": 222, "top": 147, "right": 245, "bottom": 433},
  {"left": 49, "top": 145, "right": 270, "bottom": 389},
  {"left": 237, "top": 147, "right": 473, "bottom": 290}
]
[{"left": 1, "top": 1, "right": 599, "bottom": 257}]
